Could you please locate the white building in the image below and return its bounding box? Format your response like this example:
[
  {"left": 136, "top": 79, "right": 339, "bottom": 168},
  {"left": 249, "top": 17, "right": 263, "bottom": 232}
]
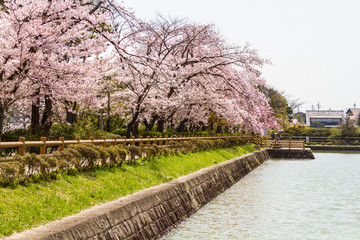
[{"left": 306, "top": 110, "right": 344, "bottom": 128}]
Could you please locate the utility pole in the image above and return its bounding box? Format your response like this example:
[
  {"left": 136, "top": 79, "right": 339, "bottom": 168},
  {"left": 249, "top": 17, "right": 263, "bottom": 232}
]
[{"left": 317, "top": 102, "right": 321, "bottom": 111}]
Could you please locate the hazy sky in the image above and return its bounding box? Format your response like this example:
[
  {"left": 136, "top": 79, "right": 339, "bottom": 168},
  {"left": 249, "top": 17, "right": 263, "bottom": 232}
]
[{"left": 125, "top": 0, "right": 360, "bottom": 112}]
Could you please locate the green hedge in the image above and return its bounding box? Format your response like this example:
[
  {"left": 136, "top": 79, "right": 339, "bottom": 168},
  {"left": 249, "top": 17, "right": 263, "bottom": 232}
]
[{"left": 0, "top": 138, "right": 248, "bottom": 186}]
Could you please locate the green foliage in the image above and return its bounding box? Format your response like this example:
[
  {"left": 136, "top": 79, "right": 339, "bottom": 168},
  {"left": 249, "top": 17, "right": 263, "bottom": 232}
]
[
  {"left": 49, "top": 123, "right": 76, "bottom": 140},
  {"left": 267, "top": 87, "right": 293, "bottom": 126},
  {"left": 338, "top": 118, "right": 359, "bottom": 137},
  {"left": 139, "top": 130, "right": 162, "bottom": 138},
  {"left": 21, "top": 154, "right": 42, "bottom": 175},
  {"left": 127, "top": 146, "right": 142, "bottom": 164},
  {"left": 68, "top": 144, "right": 100, "bottom": 167},
  {"left": 53, "top": 148, "right": 81, "bottom": 171},
  {"left": 111, "top": 128, "right": 127, "bottom": 136},
  {"left": 283, "top": 125, "right": 332, "bottom": 137},
  {"left": 0, "top": 137, "right": 251, "bottom": 187},
  {"left": 0, "top": 129, "right": 28, "bottom": 142},
  {"left": 163, "top": 129, "right": 178, "bottom": 137},
  {"left": 0, "top": 162, "right": 21, "bottom": 186},
  {"left": 91, "top": 145, "right": 110, "bottom": 165}
]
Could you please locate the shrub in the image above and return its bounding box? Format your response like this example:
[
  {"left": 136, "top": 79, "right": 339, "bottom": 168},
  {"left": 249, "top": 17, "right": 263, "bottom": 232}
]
[
  {"left": 49, "top": 123, "right": 76, "bottom": 140},
  {"left": 68, "top": 144, "right": 101, "bottom": 168},
  {"left": 127, "top": 146, "right": 142, "bottom": 164},
  {"left": 139, "top": 131, "right": 162, "bottom": 138},
  {"left": 107, "top": 145, "right": 128, "bottom": 166},
  {"left": 111, "top": 128, "right": 127, "bottom": 136},
  {"left": 163, "top": 129, "right": 179, "bottom": 137},
  {"left": 54, "top": 148, "right": 81, "bottom": 171},
  {"left": 0, "top": 162, "right": 22, "bottom": 186},
  {"left": 91, "top": 145, "right": 110, "bottom": 165},
  {"left": 38, "top": 155, "right": 58, "bottom": 175},
  {"left": 21, "top": 153, "right": 42, "bottom": 175}
]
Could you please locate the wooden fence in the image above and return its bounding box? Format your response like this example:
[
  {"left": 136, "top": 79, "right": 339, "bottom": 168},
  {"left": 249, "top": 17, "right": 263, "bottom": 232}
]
[
  {"left": 0, "top": 135, "right": 257, "bottom": 162},
  {"left": 264, "top": 139, "right": 305, "bottom": 149}
]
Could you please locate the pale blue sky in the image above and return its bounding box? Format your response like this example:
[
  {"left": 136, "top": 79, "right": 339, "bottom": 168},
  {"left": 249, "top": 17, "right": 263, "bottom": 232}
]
[{"left": 125, "top": 0, "right": 360, "bottom": 112}]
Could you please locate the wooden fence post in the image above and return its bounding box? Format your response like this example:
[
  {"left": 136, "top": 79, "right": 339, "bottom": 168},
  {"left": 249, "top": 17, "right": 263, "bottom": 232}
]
[
  {"left": 147, "top": 136, "right": 150, "bottom": 146},
  {"left": 165, "top": 135, "right": 169, "bottom": 145},
  {"left": 112, "top": 137, "right": 117, "bottom": 146},
  {"left": 59, "top": 137, "right": 64, "bottom": 152},
  {"left": 139, "top": 136, "right": 143, "bottom": 146},
  {"left": 75, "top": 137, "right": 80, "bottom": 143},
  {"left": 131, "top": 136, "right": 135, "bottom": 146},
  {"left": 303, "top": 140, "right": 305, "bottom": 150},
  {"left": 158, "top": 136, "right": 162, "bottom": 146},
  {"left": 40, "top": 137, "right": 46, "bottom": 154},
  {"left": 101, "top": 137, "right": 106, "bottom": 147},
  {"left": 122, "top": 136, "right": 126, "bottom": 146},
  {"left": 89, "top": 136, "right": 94, "bottom": 143},
  {"left": 19, "top": 137, "right": 25, "bottom": 156},
  {"left": 153, "top": 136, "right": 157, "bottom": 146}
]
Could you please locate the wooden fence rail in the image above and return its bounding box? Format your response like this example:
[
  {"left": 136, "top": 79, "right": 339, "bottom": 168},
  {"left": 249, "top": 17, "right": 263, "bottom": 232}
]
[
  {"left": 264, "top": 140, "right": 305, "bottom": 150},
  {"left": 0, "top": 135, "right": 257, "bottom": 162}
]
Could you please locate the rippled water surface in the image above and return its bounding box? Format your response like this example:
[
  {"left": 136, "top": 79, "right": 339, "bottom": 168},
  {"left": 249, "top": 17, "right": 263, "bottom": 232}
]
[{"left": 163, "top": 153, "right": 360, "bottom": 240}]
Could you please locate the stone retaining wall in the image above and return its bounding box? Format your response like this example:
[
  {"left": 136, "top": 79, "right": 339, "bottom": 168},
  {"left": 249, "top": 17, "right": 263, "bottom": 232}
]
[
  {"left": 308, "top": 145, "right": 360, "bottom": 151},
  {"left": 6, "top": 150, "right": 269, "bottom": 240},
  {"left": 266, "top": 148, "right": 315, "bottom": 159}
]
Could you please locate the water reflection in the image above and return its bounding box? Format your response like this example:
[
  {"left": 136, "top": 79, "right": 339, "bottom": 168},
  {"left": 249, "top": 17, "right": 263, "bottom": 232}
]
[{"left": 163, "top": 153, "right": 360, "bottom": 240}]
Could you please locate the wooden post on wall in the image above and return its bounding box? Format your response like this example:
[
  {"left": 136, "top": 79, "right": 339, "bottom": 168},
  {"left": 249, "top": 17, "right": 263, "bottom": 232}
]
[
  {"left": 59, "top": 137, "right": 64, "bottom": 152},
  {"left": 19, "top": 137, "right": 25, "bottom": 156},
  {"left": 40, "top": 137, "right": 46, "bottom": 154}
]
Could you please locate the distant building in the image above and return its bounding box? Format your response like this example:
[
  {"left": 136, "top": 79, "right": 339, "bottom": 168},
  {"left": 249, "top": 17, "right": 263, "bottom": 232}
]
[
  {"left": 306, "top": 110, "right": 344, "bottom": 128},
  {"left": 346, "top": 108, "right": 360, "bottom": 124}
]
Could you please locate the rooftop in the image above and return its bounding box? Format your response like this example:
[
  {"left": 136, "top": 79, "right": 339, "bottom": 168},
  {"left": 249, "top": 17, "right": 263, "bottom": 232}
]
[{"left": 306, "top": 110, "right": 344, "bottom": 117}]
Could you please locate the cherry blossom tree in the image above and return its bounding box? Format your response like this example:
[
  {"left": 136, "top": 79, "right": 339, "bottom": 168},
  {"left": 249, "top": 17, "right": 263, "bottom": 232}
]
[
  {"left": 0, "top": 0, "right": 123, "bottom": 135},
  {"left": 0, "top": 1, "right": 279, "bottom": 137},
  {"left": 107, "top": 16, "right": 278, "bottom": 136}
]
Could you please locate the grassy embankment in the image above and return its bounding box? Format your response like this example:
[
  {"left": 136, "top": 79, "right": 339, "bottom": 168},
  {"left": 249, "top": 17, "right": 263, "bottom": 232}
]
[{"left": 0, "top": 144, "right": 255, "bottom": 237}]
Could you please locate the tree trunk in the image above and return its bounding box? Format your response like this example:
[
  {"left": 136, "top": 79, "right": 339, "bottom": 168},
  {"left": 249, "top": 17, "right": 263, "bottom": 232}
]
[
  {"left": 156, "top": 118, "right": 165, "bottom": 133},
  {"left": 132, "top": 121, "right": 139, "bottom": 137},
  {"left": 0, "top": 105, "right": 4, "bottom": 136},
  {"left": 144, "top": 114, "right": 158, "bottom": 131},
  {"left": 126, "top": 111, "right": 140, "bottom": 138},
  {"left": 216, "top": 126, "right": 222, "bottom": 134},
  {"left": 176, "top": 119, "right": 188, "bottom": 132},
  {"left": 65, "top": 101, "right": 77, "bottom": 124},
  {"left": 41, "top": 95, "right": 52, "bottom": 136},
  {"left": 106, "top": 116, "right": 111, "bottom": 132},
  {"left": 100, "top": 109, "right": 104, "bottom": 131},
  {"left": 106, "top": 92, "right": 111, "bottom": 132},
  {"left": 31, "top": 96, "right": 40, "bottom": 134}
]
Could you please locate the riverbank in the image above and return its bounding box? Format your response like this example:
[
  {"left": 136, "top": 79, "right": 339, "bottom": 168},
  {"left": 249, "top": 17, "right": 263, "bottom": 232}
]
[
  {"left": 0, "top": 145, "right": 255, "bottom": 237},
  {"left": 307, "top": 145, "right": 360, "bottom": 151},
  {"left": 4, "top": 148, "right": 268, "bottom": 240}
]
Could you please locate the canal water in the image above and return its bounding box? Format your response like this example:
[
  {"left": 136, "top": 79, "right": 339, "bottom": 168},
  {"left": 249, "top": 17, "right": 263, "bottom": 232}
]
[{"left": 163, "top": 153, "right": 360, "bottom": 240}]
